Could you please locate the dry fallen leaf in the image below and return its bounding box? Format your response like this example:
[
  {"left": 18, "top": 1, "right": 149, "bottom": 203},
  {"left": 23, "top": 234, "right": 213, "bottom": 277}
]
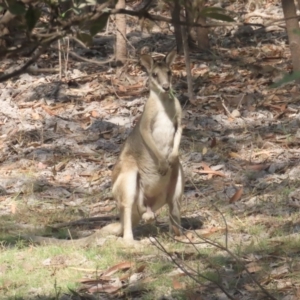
[
  {"left": 243, "top": 261, "right": 262, "bottom": 274},
  {"left": 173, "top": 277, "right": 185, "bottom": 290},
  {"left": 195, "top": 227, "right": 226, "bottom": 238},
  {"left": 195, "top": 169, "right": 226, "bottom": 178},
  {"left": 91, "top": 110, "right": 100, "bottom": 118},
  {"left": 194, "top": 162, "right": 226, "bottom": 178},
  {"left": 244, "top": 164, "right": 269, "bottom": 171},
  {"left": 87, "top": 278, "right": 122, "bottom": 294},
  {"left": 229, "top": 187, "right": 243, "bottom": 203},
  {"left": 103, "top": 261, "right": 133, "bottom": 277},
  {"left": 11, "top": 202, "right": 16, "bottom": 214}
]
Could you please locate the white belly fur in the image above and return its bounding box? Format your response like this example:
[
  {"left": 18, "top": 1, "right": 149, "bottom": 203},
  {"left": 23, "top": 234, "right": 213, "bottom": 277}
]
[
  {"left": 141, "top": 101, "right": 176, "bottom": 205},
  {"left": 152, "top": 109, "right": 175, "bottom": 157}
]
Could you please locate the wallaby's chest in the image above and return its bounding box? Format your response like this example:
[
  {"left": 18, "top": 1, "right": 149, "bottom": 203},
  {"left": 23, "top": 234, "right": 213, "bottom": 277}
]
[
  {"left": 152, "top": 109, "right": 175, "bottom": 140},
  {"left": 151, "top": 99, "right": 177, "bottom": 153}
]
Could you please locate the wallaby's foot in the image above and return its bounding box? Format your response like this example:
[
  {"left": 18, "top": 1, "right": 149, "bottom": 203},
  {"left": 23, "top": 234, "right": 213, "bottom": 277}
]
[
  {"left": 100, "top": 222, "right": 122, "bottom": 237},
  {"left": 117, "top": 236, "right": 142, "bottom": 249},
  {"left": 142, "top": 206, "right": 156, "bottom": 223}
]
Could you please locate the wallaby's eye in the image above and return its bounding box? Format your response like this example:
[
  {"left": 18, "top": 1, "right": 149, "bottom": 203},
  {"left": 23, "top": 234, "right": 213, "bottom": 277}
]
[
  {"left": 167, "top": 71, "right": 172, "bottom": 76},
  {"left": 153, "top": 73, "right": 158, "bottom": 78}
]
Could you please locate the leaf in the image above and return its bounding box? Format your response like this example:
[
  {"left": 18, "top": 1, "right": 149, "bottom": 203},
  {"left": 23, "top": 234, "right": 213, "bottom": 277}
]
[
  {"left": 78, "top": 0, "right": 97, "bottom": 8},
  {"left": 271, "top": 71, "right": 300, "bottom": 87},
  {"left": 229, "top": 187, "right": 243, "bottom": 203},
  {"left": 244, "top": 261, "right": 262, "bottom": 274},
  {"left": 195, "top": 162, "right": 226, "bottom": 178},
  {"left": 201, "top": 7, "right": 226, "bottom": 14},
  {"left": 196, "top": 169, "right": 225, "bottom": 177},
  {"left": 91, "top": 110, "right": 100, "bottom": 118},
  {"left": 60, "top": 8, "right": 71, "bottom": 18},
  {"left": 245, "top": 164, "right": 269, "bottom": 171},
  {"left": 8, "top": 1, "right": 26, "bottom": 15},
  {"left": 173, "top": 278, "right": 185, "bottom": 290},
  {"left": 76, "top": 32, "right": 93, "bottom": 47},
  {"left": 11, "top": 202, "right": 16, "bottom": 214},
  {"left": 90, "top": 13, "right": 109, "bottom": 36},
  {"left": 229, "top": 152, "right": 241, "bottom": 159},
  {"left": 41, "top": 104, "right": 55, "bottom": 116},
  {"left": 210, "top": 137, "right": 217, "bottom": 148},
  {"left": 201, "top": 12, "right": 235, "bottom": 22},
  {"left": 196, "top": 227, "right": 226, "bottom": 237},
  {"left": 103, "top": 261, "right": 133, "bottom": 277},
  {"left": 200, "top": 6, "right": 234, "bottom": 22},
  {"left": 25, "top": 6, "right": 41, "bottom": 32},
  {"left": 136, "top": 264, "right": 146, "bottom": 273},
  {"left": 88, "top": 278, "right": 122, "bottom": 294}
]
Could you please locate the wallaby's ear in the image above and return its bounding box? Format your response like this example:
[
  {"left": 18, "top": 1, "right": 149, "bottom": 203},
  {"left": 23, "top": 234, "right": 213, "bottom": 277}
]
[
  {"left": 140, "top": 54, "right": 153, "bottom": 73},
  {"left": 165, "top": 50, "right": 177, "bottom": 67}
]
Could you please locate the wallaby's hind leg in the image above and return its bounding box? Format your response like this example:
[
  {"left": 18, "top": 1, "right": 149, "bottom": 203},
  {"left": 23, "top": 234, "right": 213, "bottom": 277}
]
[
  {"left": 113, "top": 169, "right": 139, "bottom": 241},
  {"left": 166, "top": 163, "right": 184, "bottom": 235}
]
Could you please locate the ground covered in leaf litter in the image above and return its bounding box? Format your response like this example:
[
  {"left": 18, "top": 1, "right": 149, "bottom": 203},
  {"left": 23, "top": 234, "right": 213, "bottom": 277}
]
[{"left": 1, "top": 1, "right": 300, "bottom": 299}]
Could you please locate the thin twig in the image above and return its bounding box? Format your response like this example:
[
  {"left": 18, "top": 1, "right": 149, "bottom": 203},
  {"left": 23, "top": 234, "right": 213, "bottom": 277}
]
[
  {"left": 69, "top": 51, "right": 115, "bottom": 65},
  {"left": 150, "top": 237, "right": 237, "bottom": 300},
  {"left": 65, "top": 37, "right": 70, "bottom": 76},
  {"left": 58, "top": 38, "right": 62, "bottom": 79},
  {"left": 182, "top": 176, "right": 277, "bottom": 300}
]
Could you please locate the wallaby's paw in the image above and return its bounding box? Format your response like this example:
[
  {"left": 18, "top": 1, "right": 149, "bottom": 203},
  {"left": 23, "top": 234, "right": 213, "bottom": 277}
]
[
  {"left": 142, "top": 210, "right": 156, "bottom": 223},
  {"left": 158, "top": 159, "right": 169, "bottom": 176},
  {"left": 168, "top": 153, "right": 179, "bottom": 166},
  {"left": 117, "top": 237, "right": 142, "bottom": 248}
]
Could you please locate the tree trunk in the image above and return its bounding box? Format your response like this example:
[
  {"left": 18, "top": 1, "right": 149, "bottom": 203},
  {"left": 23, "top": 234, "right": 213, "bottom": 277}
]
[
  {"left": 282, "top": 0, "right": 300, "bottom": 80},
  {"left": 196, "top": 0, "right": 209, "bottom": 50},
  {"left": 185, "top": 0, "right": 196, "bottom": 48},
  {"left": 115, "top": 0, "right": 127, "bottom": 64},
  {"left": 171, "top": 0, "right": 183, "bottom": 53},
  {"left": 185, "top": 0, "right": 209, "bottom": 50}
]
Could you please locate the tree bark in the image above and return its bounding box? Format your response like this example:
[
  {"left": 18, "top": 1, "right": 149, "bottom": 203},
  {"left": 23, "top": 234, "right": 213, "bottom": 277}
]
[
  {"left": 196, "top": 0, "right": 209, "bottom": 50},
  {"left": 115, "top": 0, "right": 127, "bottom": 64},
  {"left": 171, "top": 0, "right": 183, "bottom": 53},
  {"left": 182, "top": 5, "right": 195, "bottom": 104},
  {"left": 185, "top": 0, "right": 209, "bottom": 51},
  {"left": 282, "top": 0, "right": 300, "bottom": 80}
]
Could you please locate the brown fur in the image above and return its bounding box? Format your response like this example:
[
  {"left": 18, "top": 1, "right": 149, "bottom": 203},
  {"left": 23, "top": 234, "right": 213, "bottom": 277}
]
[{"left": 111, "top": 51, "right": 184, "bottom": 241}]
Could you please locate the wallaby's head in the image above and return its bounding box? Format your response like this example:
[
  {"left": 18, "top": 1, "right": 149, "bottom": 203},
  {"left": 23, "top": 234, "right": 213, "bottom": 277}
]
[{"left": 140, "top": 51, "right": 177, "bottom": 93}]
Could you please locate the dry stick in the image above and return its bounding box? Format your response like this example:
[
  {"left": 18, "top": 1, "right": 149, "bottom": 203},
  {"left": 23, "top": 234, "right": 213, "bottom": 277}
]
[
  {"left": 68, "top": 51, "right": 115, "bottom": 65},
  {"left": 161, "top": 225, "right": 278, "bottom": 300},
  {"left": 65, "top": 37, "right": 70, "bottom": 75},
  {"left": 221, "top": 97, "right": 233, "bottom": 117},
  {"left": 173, "top": 177, "right": 277, "bottom": 300},
  {"left": 151, "top": 237, "right": 237, "bottom": 300},
  {"left": 69, "top": 36, "right": 89, "bottom": 49},
  {"left": 192, "top": 232, "right": 277, "bottom": 300},
  {"left": 58, "top": 38, "right": 62, "bottom": 80}
]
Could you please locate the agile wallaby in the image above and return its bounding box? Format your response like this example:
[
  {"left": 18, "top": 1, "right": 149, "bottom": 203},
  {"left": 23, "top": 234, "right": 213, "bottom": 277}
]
[
  {"left": 21, "top": 51, "right": 184, "bottom": 247},
  {"left": 109, "top": 51, "right": 184, "bottom": 241}
]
